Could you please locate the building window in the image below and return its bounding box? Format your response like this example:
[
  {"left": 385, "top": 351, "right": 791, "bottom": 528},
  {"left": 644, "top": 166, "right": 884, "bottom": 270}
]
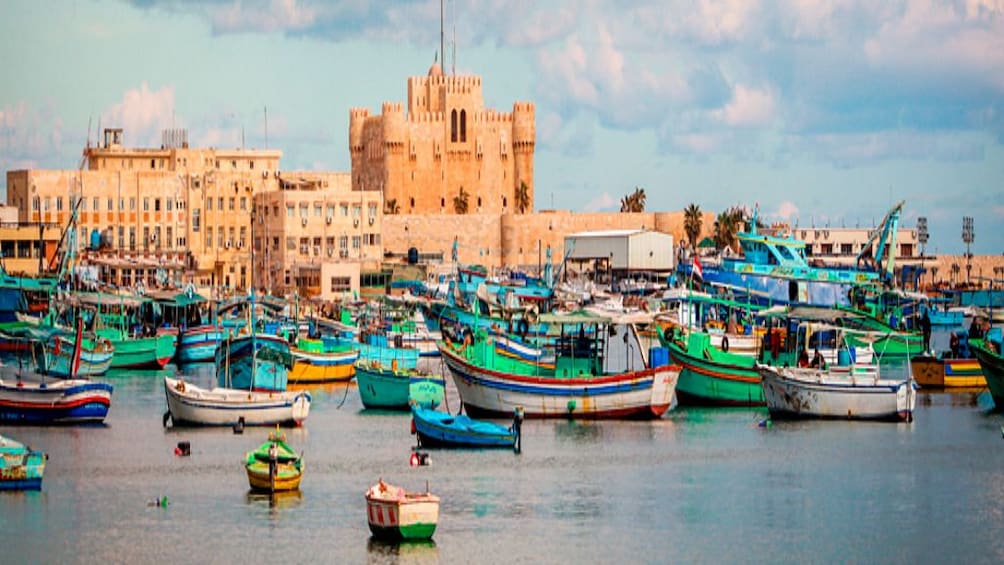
[
  {"left": 93, "top": 197, "right": 99, "bottom": 211},
  {"left": 56, "top": 197, "right": 63, "bottom": 211},
  {"left": 286, "top": 237, "right": 295, "bottom": 250},
  {"left": 840, "top": 243, "right": 853, "bottom": 255},
  {"left": 167, "top": 199, "right": 173, "bottom": 212},
  {"left": 300, "top": 204, "right": 309, "bottom": 218},
  {"left": 129, "top": 227, "right": 136, "bottom": 250},
  {"left": 450, "top": 109, "right": 458, "bottom": 142},
  {"left": 339, "top": 236, "right": 348, "bottom": 250},
  {"left": 286, "top": 205, "right": 294, "bottom": 218},
  {"left": 206, "top": 231, "right": 212, "bottom": 248},
  {"left": 352, "top": 236, "right": 361, "bottom": 249},
  {"left": 218, "top": 227, "right": 224, "bottom": 248},
  {"left": 155, "top": 198, "right": 161, "bottom": 212},
  {"left": 150, "top": 159, "right": 156, "bottom": 169},
  {"left": 143, "top": 227, "right": 150, "bottom": 250},
  {"left": 166, "top": 227, "right": 173, "bottom": 249},
  {"left": 239, "top": 227, "right": 247, "bottom": 246},
  {"left": 314, "top": 204, "right": 322, "bottom": 217},
  {"left": 80, "top": 198, "right": 87, "bottom": 211},
  {"left": 340, "top": 204, "right": 348, "bottom": 216},
  {"left": 460, "top": 109, "right": 467, "bottom": 142},
  {"left": 207, "top": 198, "right": 213, "bottom": 211},
  {"left": 143, "top": 198, "right": 150, "bottom": 211},
  {"left": 192, "top": 209, "right": 201, "bottom": 232},
  {"left": 240, "top": 197, "right": 247, "bottom": 211},
  {"left": 218, "top": 197, "right": 223, "bottom": 210},
  {"left": 368, "top": 204, "right": 377, "bottom": 219},
  {"left": 229, "top": 197, "right": 235, "bottom": 211}
]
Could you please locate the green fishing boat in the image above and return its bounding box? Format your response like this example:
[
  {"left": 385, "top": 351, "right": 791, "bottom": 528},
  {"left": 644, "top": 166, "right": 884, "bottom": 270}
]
[
  {"left": 661, "top": 328, "right": 770, "bottom": 406},
  {"left": 71, "top": 293, "right": 178, "bottom": 369},
  {"left": 972, "top": 334, "right": 1004, "bottom": 410}
]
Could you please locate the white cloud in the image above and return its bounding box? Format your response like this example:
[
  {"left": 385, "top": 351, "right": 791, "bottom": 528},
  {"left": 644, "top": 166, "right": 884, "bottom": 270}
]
[
  {"left": 773, "top": 201, "right": 800, "bottom": 220},
  {"left": 101, "top": 83, "right": 175, "bottom": 148},
  {"left": 582, "top": 191, "right": 616, "bottom": 212},
  {"left": 712, "top": 85, "right": 777, "bottom": 128},
  {"left": 211, "top": 0, "right": 319, "bottom": 34}
]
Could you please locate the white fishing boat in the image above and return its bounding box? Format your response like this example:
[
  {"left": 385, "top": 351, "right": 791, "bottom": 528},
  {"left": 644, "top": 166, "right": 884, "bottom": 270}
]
[
  {"left": 757, "top": 363, "right": 916, "bottom": 422},
  {"left": 163, "top": 376, "right": 311, "bottom": 427}
]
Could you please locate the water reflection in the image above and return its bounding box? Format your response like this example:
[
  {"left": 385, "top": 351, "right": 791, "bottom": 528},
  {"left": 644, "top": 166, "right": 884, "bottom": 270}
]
[
  {"left": 552, "top": 420, "right": 602, "bottom": 443},
  {"left": 366, "top": 537, "right": 438, "bottom": 565},
  {"left": 244, "top": 489, "right": 303, "bottom": 520}
]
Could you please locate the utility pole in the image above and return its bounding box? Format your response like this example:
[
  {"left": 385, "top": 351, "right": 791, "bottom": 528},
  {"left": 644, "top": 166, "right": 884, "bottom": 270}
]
[{"left": 962, "top": 216, "right": 974, "bottom": 284}]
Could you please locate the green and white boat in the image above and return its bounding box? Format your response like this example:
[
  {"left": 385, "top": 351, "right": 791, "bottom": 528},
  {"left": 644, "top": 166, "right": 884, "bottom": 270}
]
[
  {"left": 972, "top": 332, "right": 1004, "bottom": 410},
  {"left": 366, "top": 480, "right": 439, "bottom": 541},
  {"left": 662, "top": 328, "right": 770, "bottom": 406}
]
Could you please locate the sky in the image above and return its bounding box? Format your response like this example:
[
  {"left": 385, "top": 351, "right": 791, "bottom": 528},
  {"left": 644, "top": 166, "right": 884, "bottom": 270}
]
[{"left": 1, "top": 0, "right": 1002, "bottom": 255}]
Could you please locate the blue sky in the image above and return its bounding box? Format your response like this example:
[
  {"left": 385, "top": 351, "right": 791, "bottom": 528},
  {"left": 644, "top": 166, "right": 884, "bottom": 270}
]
[{"left": 2, "top": 0, "right": 1002, "bottom": 254}]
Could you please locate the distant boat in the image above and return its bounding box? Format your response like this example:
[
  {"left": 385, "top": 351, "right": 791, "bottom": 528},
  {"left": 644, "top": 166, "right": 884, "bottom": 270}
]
[
  {"left": 355, "top": 361, "right": 445, "bottom": 411},
  {"left": 288, "top": 338, "right": 358, "bottom": 384},
  {"left": 758, "top": 363, "right": 916, "bottom": 422},
  {"left": 365, "top": 479, "right": 440, "bottom": 542},
  {"left": 0, "top": 367, "right": 113, "bottom": 424},
  {"left": 163, "top": 376, "right": 311, "bottom": 427},
  {"left": 245, "top": 429, "right": 303, "bottom": 493},
  {"left": 910, "top": 355, "right": 986, "bottom": 389},
  {"left": 176, "top": 325, "right": 228, "bottom": 364},
  {"left": 0, "top": 434, "right": 47, "bottom": 491},
  {"left": 440, "top": 311, "right": 679, "bottom": 419},
  {"left": 411, "top": 406, "right": 519, "bottom": 449}
]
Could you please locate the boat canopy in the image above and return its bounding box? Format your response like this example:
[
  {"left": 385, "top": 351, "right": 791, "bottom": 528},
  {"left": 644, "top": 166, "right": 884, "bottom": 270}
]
[
  {"left": 759, "top": 305, "right": 865, "bottom": 322},
  {"left": 538, "top": 310, "right": 612, "bottom": 325}
]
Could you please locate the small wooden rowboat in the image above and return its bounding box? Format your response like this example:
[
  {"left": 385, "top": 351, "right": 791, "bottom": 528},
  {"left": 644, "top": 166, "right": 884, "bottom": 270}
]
[
  {"left": 245, "top": 429, "right": 303, "bottom": 493},
  {"left": 365, "top": 479, "right": 440, "bottom": 541},
  {"left": 0, "top": 434, "right": 47, "bottom": 491}
]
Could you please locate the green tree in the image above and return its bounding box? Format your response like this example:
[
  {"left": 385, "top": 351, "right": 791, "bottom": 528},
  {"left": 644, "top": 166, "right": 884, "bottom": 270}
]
[
  {"left": 515, "top": 181, "right": 531, "bottom": 214},
  {"left": 713, "top": 211, "right": 736, "bottom": 251},
  {"left": 453, "top": 186, "right": 470, "bottom": 215},
  {"left": 683, "top": 203, "right": 702, "bottom": 249}
]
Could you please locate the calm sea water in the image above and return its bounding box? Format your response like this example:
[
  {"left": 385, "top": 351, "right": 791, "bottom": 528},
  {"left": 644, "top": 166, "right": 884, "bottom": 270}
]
[{"left": 3, "top": 359, "right": 1004, "bottom": 564}]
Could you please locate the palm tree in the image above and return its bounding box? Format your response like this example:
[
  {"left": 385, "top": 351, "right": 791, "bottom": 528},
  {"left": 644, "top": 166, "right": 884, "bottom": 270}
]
[
  {"left": 713, "top": 212, "right": 738, "bottom": 252},
  {"left": 683, "top": 203, "right": 702, "bottom": 249},
  {"left": 515, "top": 181, "right": 531, "bottom": 214},
  {"left": 453, "top": 186, "right": 470, "bottom": 215},
  {"left": 383, "top": 198, "right": 400, "bottom": 215},
  {"left": 619, "top": 186, "right": 647, "bottom": 213}
]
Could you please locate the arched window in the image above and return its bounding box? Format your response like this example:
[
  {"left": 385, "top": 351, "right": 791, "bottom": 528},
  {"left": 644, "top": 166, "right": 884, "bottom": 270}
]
[
  {"left": 410, "top": 197, "right": 415, "bottom": 209},
  {"left": 460, "top": 110, "right": 467, "bottom": 142},
  {"left": 477, "top": 197, "right": 482, "bottom": 208},
  {"left": 450, "top": 110, "right": 458, "bottom": 142}
]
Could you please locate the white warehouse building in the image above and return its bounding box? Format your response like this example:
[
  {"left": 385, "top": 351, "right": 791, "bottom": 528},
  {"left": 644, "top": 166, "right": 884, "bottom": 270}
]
[{"left": 564, "top": 230, "right": 675, "bottom": 283}]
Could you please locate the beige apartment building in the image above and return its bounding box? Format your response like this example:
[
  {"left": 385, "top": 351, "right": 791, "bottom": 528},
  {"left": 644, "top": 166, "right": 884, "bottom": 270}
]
[
  {"left": 350, "top": 63, "right": 535, "bottom": 215},
  {"left": 6, "top": 128, "right": 283, "bottom": 291},
  {"left": 252, "top": 173, "right": 383, "bottom": 300}
]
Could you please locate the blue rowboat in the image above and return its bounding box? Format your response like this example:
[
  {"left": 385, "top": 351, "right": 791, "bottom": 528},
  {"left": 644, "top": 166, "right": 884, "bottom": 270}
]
[{"left": 411, "top": 406, "right": 519, "bottom": 449}]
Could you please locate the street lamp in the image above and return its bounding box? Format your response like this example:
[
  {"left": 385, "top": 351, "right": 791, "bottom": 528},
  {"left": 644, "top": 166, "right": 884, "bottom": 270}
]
[
  {"left": 917, "top": 216, "right": 929, "bottom": 289},
  {"left": 962, "top": 216, "right": 974, "bottom": 284}
]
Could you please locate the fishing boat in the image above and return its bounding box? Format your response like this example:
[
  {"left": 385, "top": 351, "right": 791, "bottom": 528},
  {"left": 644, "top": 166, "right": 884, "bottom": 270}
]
[
  {"left": 355, "top": 361, "right": 445, "bottom": 410},
  {"left": 910, "top": 355, "right": 986, "bottom": 388},
  {"left": 971, "top": 331, "right": 1004, "bottom": 409},
  {"left": 217, "top": 333, "right": 293, "bottom": 392},
  {"left": 151, "top": 289, "right": 226, "bottom": 364},
  {"left": 71, "top": 292, "right": 178, "bottom": 369},
  {"left": 365, "top": 479, "right": 440, "bottom": 541},
  {"left": 176, "top": 325, "right": 228, "bottom": 364},
  {"left": 288, "top": 338, "right": 358, "bottom": 384},
  {"left": 0, "top": 434, "right": 47, "bottom": 491},
  {"left": 658, "top": 288, "right": 763, "bottom": 357},
  {"left": 661, "top": 327, "right": 767, "bottom": 406},
  {"left": 34, "top": 331, "right": 115, "bottom": 378},
  {"left": 245, "top": 428, "right": 303, "bottom": 493},
  {"left": 0, "top": 366, "right": 113, "bottom": 424},
  {"left": 411, "top": 405, "right": 520, "bottom": 449},
  {"left": 163, "top": 376, "right": 311, "bottom": 427},
  {"left": 757, "top": 363, "right": 916, "bottom": 422},
  {"left": 439, "top": 311, "right": 679, "bottom": 419}
]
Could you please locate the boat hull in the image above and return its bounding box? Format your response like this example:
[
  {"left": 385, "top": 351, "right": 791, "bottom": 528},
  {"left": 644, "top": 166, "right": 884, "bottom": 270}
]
[
  {"left": 245, "top": 465, "right": 302, "bottom": 492},
  {"left": 664, "top": 333, "right": 764, "bottom": 407},
  {"left": 38, "top": 337, "right": 115, "bottom": 378},
  {"left": 910, "top": 355, "right": 986, "bottom": 388},
  {"left": 106, "top": 333, "right": 177, "bottom": 370},
  {"left": 440, "top": 344, "right": 678, "bottom": 419},
  {"left": 0, "top": 376, "right": 113, "bottom": 424},
  {"left": 176, "top": 326, "right": 227, "bottom": 364},
  {"left": 366, "top": 486, "right": 439, "bottom": 541},
  {"left": 288, "top": 347, "right": 358, "bottom": 384},
  {"left": 758, "top": 366, "right": 915, "bottom": 422},
  {"left": 0, "top": 436, "right": 46, "bottom": 490},
  {"left": 972, "top": 341, "right": 1004, "bottom": 409},
  {"left": 356, "top": 364, "right": 445, "bottom": 410},
  {"left": 216, "top": 334, "right": 292, "bottom": 391},
  {"left": 412, "top": 407, "right": 516, "bottom": 448},
  {"left": 163, "top": 377, "right": 310, "bottom": 426}
]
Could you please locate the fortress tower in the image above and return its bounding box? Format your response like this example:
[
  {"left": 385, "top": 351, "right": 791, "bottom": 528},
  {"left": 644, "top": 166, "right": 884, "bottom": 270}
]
[{"left": 349, "top": 63, "right": 535, "bottom": 215}]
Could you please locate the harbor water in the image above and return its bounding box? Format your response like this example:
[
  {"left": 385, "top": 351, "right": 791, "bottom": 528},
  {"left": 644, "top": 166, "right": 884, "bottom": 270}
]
[{"left": 3, "top": 360, "right": 1004, "bottom": 564}]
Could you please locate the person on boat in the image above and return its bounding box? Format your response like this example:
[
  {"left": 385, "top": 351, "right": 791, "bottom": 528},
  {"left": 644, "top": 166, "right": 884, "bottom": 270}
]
[
  {"left": 920, "top": 309, "right": 932, "bottom": 354},
  {"left": 969, "top": 317, "right": 986, "bottom": 340},
  {"left": 949, "top": 332, "right": 960, "bottom": 358},
  {"left": 810, "top": 348, "right": 824, "bottom": 369},
  {"left": 797, "top": 348, "right": 810, "bottom": 368}
]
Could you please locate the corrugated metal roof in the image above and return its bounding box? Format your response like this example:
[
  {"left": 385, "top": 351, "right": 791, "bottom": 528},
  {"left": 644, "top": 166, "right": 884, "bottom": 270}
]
[{"left": 567, "top": 229, "right": 646, "bottom": 238}]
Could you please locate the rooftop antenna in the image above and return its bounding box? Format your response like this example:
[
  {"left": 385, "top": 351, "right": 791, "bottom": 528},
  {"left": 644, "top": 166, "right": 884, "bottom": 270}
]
[
  {"left": 241, "top": 125, "right": 245, "bottom": 150},
  {"left": 451, "top": 0, "right": 456, "bottom": 75},
  {"left": 440, "top": 0, "right": 445, "bottom": 71}
]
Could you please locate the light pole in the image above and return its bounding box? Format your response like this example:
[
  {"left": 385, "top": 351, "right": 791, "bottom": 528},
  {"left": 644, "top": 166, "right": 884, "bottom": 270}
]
[
  {"left": 917, "top": 216, "right": 928, "bottom": 289},
  {"left": 962, "top": 216, "right": 974, "bottom": 284}
]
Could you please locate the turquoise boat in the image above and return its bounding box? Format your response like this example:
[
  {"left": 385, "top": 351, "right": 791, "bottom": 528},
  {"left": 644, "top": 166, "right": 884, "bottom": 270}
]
[
  {"left": 217, "top": 333, "right": 294, "bottom": 392},
  {"left": 177, "top": 325, "right": 228, "bottom": 364},
  {"left": 152, "top": 289, "right": 226, "bottom": 364},
  {"left": 355, "top": 361, "right": 445, "bottom": 410},
  {"left": 69, "top": 292, "right": 177, "bottom": 369},
  {"left": 0, "top": 434, "right": 47, "bottom": 491}
]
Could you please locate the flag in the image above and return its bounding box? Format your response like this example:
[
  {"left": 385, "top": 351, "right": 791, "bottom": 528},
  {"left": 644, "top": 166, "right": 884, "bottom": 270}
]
[{"left": 692, "top": 255, "right": 703, "bottom": 280}]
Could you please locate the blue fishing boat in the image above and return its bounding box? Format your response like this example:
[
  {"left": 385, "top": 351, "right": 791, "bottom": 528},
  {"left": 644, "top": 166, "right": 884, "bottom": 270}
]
[
  {"left": 411, "top": 406, "right": 520, "bottom": 449},
  {"left": 217, "top": 333, "right": 293, "bottom": 392},
  {"left": 152, "top": 289, "right": 228, "bottom": 364},
  {"left": 0, "top": 434, "right": 47, "bottom": 490},
  {"left": 678, "top": 203, "right": 907, "bottom": 307}
]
